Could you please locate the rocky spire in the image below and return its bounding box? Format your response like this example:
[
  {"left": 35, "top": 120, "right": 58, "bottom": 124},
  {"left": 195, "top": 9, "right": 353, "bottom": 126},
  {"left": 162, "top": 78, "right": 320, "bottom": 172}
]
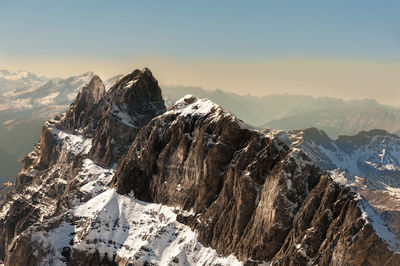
[
  {"left": 60, "top": 75, "right": 105, "bottom": 131},
  {"left": 111, "top": 95, "right": 400, "bottom": 264},
  {"left": 1, "top": 71, "right": 399, "bottom": 265},
  {"left": 58, "top": 68, "right": 167, "bottom": 167},
  {"left": 87, "top": 68, "right": 166, "bottom": 167}
]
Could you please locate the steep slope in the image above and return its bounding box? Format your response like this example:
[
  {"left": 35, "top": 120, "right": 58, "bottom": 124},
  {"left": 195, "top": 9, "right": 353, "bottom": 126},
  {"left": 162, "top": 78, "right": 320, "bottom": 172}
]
[
  {"left": 111, "top": 95, "right": 400, "bottom": 264},
  {"left": 0, "top": 69, "right": 399, "bottom": 265},
  {"left": 111, "top": 95, "right": 321, "bottom": 262},
  {"left": 162, "top": 85, "right": 400, "bottom": 138},
  {"left": 0, "top": 68, "right": 167, "bottom": 265},
  {"left": 60, "top": 68, "right": 166, "bottom": 167},
  {"left": 265, "top": 127, "right": 400, "bottom": 238},
  {"left": 0, "top": 72, "right": 121, "bottom": 181},
  {"left": 271, "top": 174, "right": 400, "bottom": 265}
]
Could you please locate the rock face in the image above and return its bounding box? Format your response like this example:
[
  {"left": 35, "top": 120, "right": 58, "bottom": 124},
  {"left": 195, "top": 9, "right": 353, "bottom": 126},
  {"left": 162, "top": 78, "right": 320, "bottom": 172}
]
[
  {"left": 265, "top": 127, "right": 400, "bottom": 239},
  {"left": 112, "top": 95, "right": 400, "bottom": 264},
  {"left": 271, "top": 174, "right": 400, "bottom": 265},
  {"left": 61, "top": 68, "right": 166, "bottom": 167},
  {"left": 0, "top": 69, "right": 399, "bottom": 266},
  {"left": 112, "top": 95, "right": 322, "bottom": 262},
  {"left": 0, "top": 68, "right": 167, "bottom": 265}
]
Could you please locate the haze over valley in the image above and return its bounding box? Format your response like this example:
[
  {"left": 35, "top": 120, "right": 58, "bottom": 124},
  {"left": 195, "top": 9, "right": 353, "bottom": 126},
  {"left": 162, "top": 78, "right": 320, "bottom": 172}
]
[
  {"left": 1, "top": 1, "right": 400, "bottom": 265},
  {"left": 1, "top": 69, "right": 400, "bottom": 183}
]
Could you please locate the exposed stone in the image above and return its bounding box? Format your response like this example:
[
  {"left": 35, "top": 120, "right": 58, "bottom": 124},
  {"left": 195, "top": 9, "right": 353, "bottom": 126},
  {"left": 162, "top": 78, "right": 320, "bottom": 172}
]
[{"left": 0, "top": 70, "right": 399, "bottom": 266}]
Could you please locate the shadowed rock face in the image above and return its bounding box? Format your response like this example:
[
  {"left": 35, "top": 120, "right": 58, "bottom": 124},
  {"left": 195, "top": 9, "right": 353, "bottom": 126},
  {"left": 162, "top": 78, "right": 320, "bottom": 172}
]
[
  {"left": 336, "top": 129, "right": 399, "bottom": 152},
  {"left": 271, "top": 174, "right": 400, "bottom": 265},
  {"left": 0, "top": 68, "right": 167, "bottom": 265},
  {"left": 303, "top": 127, "right": 336, "bottom": 151},
  {"left": 60, "top": 75, "right": 105, "bottom": 131},
  {"left": 112, "top": 95, "right": 400, "bottom": 264},
  {"left": 266, "top": 127, "right": 400, "bottom": 242},
  {"left": 61, "top": 68, "right": 166, "bottom": 167},
  {"left": 0, "top": 70, "right": 399, "bottom": 265}
]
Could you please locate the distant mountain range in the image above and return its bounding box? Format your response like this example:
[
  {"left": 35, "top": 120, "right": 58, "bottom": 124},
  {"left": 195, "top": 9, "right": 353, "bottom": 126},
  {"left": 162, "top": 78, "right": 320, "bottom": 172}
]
[
  {"left": 162, "top": 86, "right": 400, "bottom": 137},
  {"left": 0, "top": 70, "right": 48, "bottom": 94},
  {"left": 266, "top": 127, "right": 400, "bottom": 238},
  {"left": 1, "top": 69, "right": 399, "bottom": 265},
  {"left": 265, "top": 106, "right": 400, "bottom": 138},
  {"left": 0, "top": 70, "right": 119, "bottom": 182},
  {"left": 0, "top": 70, "right": 399, "bottom": 182}
]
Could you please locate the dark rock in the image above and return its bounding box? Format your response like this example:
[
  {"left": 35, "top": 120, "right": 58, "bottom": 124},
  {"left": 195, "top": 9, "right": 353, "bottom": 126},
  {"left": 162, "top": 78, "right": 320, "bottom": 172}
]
[
  {"left": 112, "top": 96, "right": 322, "bottom": 262},
  {"left": 0, "top": 68, "right": 166, "bottom": 265},
  {"left": 61, "top": 68, "right": 166, "bottom": 167},
  {"left": 1, "top": 70, "right": 399, "bottom": 265},
  {"left": 270, "top": 174, "right": 400, "bottom": 265}
]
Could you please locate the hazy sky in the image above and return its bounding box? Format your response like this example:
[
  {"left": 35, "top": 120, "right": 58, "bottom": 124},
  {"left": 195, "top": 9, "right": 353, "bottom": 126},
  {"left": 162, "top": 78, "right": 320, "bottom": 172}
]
[{"left": 1, "top": 0, "right": 400, "bottom": 105}]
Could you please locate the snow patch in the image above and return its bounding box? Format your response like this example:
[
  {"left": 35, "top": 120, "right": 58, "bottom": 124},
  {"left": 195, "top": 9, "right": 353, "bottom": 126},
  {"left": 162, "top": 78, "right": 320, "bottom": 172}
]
[
  {"left": 358, "top": 199, "right": 400, "bottom": 251},
  {"left": 110, "top": 105, "right": 138, "bottom": 128},
  {"left": 79, "top": 159, "right": 114, "bottom": 195},
  {"left": 31, "top": 221, "right": 75, "bottom": 265},
  {"left": 71, "top": 189, "right": 243, "bottom": 265},
  {"left": 124, "top": 79, "right": 137, "bottom": 89},
  {"left": 167, "top": 95, "right": 223, "bottom": 118},
  {"left": 51, "top": 128, "right": 92, "bottom": 156}
]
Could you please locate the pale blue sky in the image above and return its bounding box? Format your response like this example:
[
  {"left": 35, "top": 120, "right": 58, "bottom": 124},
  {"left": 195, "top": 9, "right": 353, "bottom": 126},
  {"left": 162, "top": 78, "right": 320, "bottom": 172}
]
[
  {"left": 1, "top": 1, "right": 400, "bottom": 104},
  {"left": 1, "top": 0, "right": 400, "bottom": 60}
]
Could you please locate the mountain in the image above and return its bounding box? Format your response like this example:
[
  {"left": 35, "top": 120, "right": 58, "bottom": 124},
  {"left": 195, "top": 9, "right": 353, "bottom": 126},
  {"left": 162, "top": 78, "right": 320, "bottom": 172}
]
[
  {"left": 162, "top": 86, "right": 267, "bottom": 127},
  {"left": 0, "top": 72, "right": 120, "bottom": 180},
  {"left": 265, "top": 127, "right": 400, "bottom": 238},
  {"left": 0, "top": 70, "right": 47, "bottom": 94},
  {"left": 0, "top": 68, "right": 398, "bottom": 265},
  {"left": 265, "top": 107, "right": 400, "bottom": 138},
  {"left": 1, "top": 73, "right": 400, "bottom": 182},
  {"left": 0, "top": 71, "right": 95, "bottom": 112},
  {"left": 162, "top": 86, "right": 400, "bottom": 138}
]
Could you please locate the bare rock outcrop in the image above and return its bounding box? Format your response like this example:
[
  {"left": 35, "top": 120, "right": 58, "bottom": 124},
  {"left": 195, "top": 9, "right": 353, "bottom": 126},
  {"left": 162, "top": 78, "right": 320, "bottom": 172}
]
[
  {"left": 61, "top": 68, "right": 166, "bottom": 167},
  {"left": 0, "top": 68, "right": 166, "bottom": 265},
  {"left": 0, "top": 70, "right": 399, "bottom": 265},
  {"left": 271, "top": 174, "right": 400, "bottom": 265},
  {"left": 112, "top": 95, "right": 400, "bottom": 264}
]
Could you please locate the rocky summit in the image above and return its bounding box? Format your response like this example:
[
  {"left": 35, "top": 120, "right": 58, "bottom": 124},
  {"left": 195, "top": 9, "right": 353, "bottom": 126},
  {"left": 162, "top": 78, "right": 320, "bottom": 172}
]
[
  {"left": 0, "top": 68, "right": 399, "bottom": 265},
  {"left": 265, "top": 127, "right": 400, "bottom": 240}
]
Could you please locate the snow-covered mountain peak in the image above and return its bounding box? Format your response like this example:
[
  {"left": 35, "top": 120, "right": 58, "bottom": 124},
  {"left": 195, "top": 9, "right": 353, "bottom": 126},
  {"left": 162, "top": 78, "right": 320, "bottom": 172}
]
[
  {"left": 0, "top": 69, "right": 43, "bottom": 81},
  {"left": 336, "top": 129, "right": 399, "bottom": 150},
  {"left": 0, "top": 71, "right": 96, "bottom": 112},
  {"left": 165, "top": 95, "right": 252, "bottom": 132},
  {"left": 1, "top": 69, "right": 400, "bottom": 265},
  {"left": 167, "top": 95, "right": 223, "bottom": 118},
  {"left": 268, "top": 126, "right": 400, "bottom": 240}
]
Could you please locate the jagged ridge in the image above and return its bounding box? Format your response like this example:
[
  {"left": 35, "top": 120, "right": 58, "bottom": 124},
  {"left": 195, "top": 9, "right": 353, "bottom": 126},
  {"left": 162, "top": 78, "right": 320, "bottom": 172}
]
[
  {"left": 265, "top": 127, "right": 400, "bottom": 240},
  {"left": 0, "top": 70, "right": 398, "bottom": 265}
]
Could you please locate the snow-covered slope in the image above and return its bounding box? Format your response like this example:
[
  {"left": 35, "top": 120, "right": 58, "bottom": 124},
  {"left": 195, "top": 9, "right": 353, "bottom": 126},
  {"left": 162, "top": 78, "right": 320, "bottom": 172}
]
[
  {"left": 0, "top": 71, "right": 123, "bottom": 181},
  {"left": 265, "top": 127, "right": 400, "bottom": 238},
  {"left": 0, "top": 72, "right": 95, "bottom": 111},
  {"left": 16, "top": 128, "right": 241, "bottom": 266},
  {"left": 271, "top": 129, "right": 400, "bottom": 177},
  {"left": 0, "top": 70, "right": 399, "bottom": 265},
  {"left": 0, "top": 70, "right": 47, "bottom": 93},
  {"left": 0, "top": 70, "right": 245, "bottom": 266}
]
